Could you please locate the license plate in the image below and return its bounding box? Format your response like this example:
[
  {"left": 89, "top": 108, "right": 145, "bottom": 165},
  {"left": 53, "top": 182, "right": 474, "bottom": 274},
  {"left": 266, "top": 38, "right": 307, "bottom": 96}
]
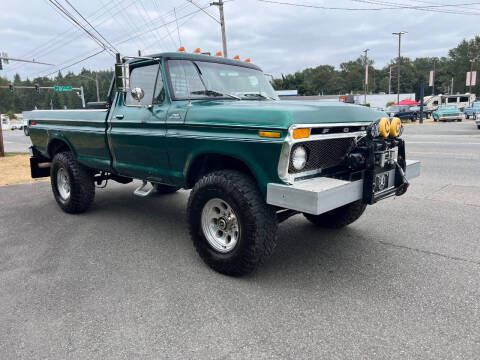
[{"left": 374, "top": 172, "right": 390, "bottom": 193}]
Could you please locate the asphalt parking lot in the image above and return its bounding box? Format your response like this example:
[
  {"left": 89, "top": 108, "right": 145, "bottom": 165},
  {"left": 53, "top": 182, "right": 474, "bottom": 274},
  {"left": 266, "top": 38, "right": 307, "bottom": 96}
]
[
  {"left": 1, "top": 129, "right": 31, "bottom": 153},
  {"left": 1, "top": 120, "right": 479, "bottom": 359}
]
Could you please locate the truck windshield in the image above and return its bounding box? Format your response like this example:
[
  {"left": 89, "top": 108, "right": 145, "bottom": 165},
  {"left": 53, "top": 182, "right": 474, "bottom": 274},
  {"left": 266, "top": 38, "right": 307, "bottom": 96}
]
[{"left": 167, "top": 59, "right": 279, "bottom": 100}]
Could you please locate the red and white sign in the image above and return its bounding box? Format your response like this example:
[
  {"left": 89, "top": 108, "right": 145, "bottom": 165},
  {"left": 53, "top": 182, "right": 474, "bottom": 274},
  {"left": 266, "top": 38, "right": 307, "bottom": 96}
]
[{"left": 429, "top": 71, "right": 434, "bottom": 86}]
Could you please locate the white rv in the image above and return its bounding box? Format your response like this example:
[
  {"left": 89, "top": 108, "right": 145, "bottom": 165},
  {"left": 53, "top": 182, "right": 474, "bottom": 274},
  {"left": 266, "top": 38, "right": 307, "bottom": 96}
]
[{"left": 423, "top": 93, "right": 476, "bottom": 111}]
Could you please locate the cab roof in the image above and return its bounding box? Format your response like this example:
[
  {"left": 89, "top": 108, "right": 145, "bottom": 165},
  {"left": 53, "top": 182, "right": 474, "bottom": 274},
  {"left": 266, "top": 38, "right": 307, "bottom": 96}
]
[{"left": 127, "top": 51, "right": 262, "bottom": 71}]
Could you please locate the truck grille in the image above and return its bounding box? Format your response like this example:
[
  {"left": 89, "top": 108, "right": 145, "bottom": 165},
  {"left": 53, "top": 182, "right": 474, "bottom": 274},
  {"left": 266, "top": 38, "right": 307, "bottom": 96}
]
[{"left": 289, "top": 138, "right": 356, "bottom": 173}]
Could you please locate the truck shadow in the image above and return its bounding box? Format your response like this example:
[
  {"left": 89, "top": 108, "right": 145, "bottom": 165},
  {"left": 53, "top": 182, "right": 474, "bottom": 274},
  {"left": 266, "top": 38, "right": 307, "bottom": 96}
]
[{"left": 90, "top": 183, "right": 378, "bottom": 286}]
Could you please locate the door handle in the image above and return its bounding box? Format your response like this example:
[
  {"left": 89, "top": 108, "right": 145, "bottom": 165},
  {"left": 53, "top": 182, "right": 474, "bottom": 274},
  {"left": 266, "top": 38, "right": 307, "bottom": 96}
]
[{"left": 115, "top": 114, "right": 124, "bottom": 119}]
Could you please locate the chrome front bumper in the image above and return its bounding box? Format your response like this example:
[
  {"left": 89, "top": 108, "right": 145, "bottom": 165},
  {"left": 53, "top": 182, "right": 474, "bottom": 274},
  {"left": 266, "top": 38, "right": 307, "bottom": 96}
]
[{"left": 266, "top": 160, "right": 421, "bottom": 215}]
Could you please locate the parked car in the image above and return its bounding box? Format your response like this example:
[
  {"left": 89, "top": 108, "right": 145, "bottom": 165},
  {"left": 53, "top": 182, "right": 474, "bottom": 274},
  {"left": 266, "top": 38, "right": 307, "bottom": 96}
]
[
  {"left": 11, "top": 122, "right": 25, "bottom": 130},
  {"left": 463, "top": 101, "right": 480, "bottom": 119},
  {"left": 26, "top": 51, "right": 420, "bottom": 276},
  {"left": 432, "top": 104, "right": 463, "bottom": 122},
  {"left": 409, "top": 105, "right": 432, "bottom": 120},
  {"left": 386, "top": 105, "right": 417, "bottom": 121}
]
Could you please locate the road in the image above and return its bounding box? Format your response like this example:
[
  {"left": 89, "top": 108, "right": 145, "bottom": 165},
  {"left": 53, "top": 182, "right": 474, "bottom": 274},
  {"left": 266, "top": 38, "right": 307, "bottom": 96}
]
[
  {"left": 0, "top": 121, "right": 479, "bottom": 359},
  {"left": 1, "top": 129, "right": 32, "bottom": 153}
]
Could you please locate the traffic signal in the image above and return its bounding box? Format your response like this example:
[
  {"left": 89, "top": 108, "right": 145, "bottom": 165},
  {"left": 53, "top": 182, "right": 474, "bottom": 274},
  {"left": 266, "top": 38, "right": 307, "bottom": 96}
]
[
  {"left": 34, "top": 83, "right": 39, "bottom": 94},
  {"left": 9, "top": 83, "right": 14, "bottom": 94}
]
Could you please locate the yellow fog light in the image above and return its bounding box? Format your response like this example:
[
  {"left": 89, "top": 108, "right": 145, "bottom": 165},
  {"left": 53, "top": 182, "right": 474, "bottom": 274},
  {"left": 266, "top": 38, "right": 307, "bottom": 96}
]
[
  {"left": 389, "top": 117, "right": 403, "bottom": 137},
  {"left": 293, "top": 128, "right": 310, "bottom": 139},
  {"left": 379, "top": 117, "right": 390, "bottom": 138}
]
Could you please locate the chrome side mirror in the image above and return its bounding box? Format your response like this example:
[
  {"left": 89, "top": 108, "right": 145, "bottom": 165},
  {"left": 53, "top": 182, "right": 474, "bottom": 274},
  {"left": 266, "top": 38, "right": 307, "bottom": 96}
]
[{"left": 131, "top": 87, "right": 144, "bottom": 102}]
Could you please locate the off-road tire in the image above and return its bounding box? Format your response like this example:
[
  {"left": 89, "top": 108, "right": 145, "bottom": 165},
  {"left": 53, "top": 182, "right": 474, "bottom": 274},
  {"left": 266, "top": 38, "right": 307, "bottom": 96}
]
[
  {"left": 23, "top": 126, "right": 30, "bottom": 136},
  {"left": 187, "top": 170, "right": 277, "bottom": 276},
  {"left": 154, "top": 184, "right": 180, "bottom": 194},
  {"left": 51, "top": 151, "right": 95, "bottom": 214},
  {"left": 303, "top": 200, "right": 367, "bottom": 229}
]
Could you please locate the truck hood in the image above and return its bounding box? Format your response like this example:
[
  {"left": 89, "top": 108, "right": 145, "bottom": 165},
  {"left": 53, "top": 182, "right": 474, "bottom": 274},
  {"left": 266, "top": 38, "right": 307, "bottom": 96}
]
[{"left": 184, "top": 100, "right": 385, "bottom": 129}]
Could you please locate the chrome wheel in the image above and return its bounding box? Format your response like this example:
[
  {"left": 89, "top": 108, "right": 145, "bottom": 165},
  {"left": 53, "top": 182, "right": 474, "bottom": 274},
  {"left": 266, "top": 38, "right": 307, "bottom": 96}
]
[
  {"left": 56, "top": 167, "right": 71, "bottom": 201},
  {"left": 201, "top": 198, "right": 240, "bottom": 253}
]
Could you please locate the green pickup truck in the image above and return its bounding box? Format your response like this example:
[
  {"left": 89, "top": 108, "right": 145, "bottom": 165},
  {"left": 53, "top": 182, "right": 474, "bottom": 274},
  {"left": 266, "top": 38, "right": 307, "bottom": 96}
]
[{"left": 25, "top": 51, "right": 420, "bottom": 276}]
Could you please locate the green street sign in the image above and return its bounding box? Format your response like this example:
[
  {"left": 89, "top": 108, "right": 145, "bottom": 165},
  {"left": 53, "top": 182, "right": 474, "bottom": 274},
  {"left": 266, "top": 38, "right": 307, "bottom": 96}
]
[{"left": 54, "top": 85, "right": 72, "bottom": 92}]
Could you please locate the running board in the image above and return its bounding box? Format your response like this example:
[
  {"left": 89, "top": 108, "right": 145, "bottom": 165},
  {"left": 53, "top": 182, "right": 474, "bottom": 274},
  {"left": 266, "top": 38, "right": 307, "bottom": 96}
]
[{"left": 133, "top": 181, "right": 156, "bottom": 197}]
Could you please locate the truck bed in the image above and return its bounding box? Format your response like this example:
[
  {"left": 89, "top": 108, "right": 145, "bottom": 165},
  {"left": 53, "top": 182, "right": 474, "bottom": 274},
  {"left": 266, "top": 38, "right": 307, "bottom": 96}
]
[{"left": 24, "top": 109, "right": 112, "bottom": 171}]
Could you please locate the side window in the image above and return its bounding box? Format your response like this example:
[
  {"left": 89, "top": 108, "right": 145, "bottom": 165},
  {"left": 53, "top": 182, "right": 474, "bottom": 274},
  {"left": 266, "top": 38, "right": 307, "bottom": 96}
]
[{"left": 125, "top": 64, "right": 158, "bottom": 106}]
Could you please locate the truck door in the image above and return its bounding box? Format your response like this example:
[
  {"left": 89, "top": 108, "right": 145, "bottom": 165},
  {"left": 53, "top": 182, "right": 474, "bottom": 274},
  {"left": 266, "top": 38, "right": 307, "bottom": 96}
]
[{"left": 108, "top": 62, "right": 170, "bottom": 182}]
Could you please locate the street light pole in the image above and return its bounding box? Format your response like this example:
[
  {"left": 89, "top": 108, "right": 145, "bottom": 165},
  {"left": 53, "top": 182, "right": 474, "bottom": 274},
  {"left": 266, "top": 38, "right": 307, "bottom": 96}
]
[
  {"left": 363, "top": 48, "right": 369, "bottom": 105},
  {"left": 211, "top": 0, "right": 228, "bottom": 58},
  {"left": 392, "top": 31, "right": 407, "bottom": 104},
  {"left": 469, "top": 59, "right": 475, "bottom": 94}
]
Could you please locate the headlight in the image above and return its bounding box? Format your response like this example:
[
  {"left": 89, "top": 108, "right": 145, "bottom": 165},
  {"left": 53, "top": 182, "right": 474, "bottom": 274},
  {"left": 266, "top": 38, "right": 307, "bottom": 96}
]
[
  {"left": 292, "top": 146, "right": 307, "bottom": 170},
  {"left": 367, "top": 120, "right": 380, "bottom": 138}
]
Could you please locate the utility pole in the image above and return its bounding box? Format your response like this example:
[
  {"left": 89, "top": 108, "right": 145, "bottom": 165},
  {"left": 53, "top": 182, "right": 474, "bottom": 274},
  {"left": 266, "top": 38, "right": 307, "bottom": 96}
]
[
  {"left": 388, "top": 66, "right": 392, "bottom": 94},
  {"left": 363, "top": 49, "right": 369, "bottom": 105},
  {"left": 392, "top": 31, "right": 407, "bottom": 104},
  {"left": 432, "top": 58, "right": 437, "bottom": 96},
  {"left": 95, "top": 73, "right": 100, "bottom": 102},
  {"left": 451, "top": 77, "right": 454, "bottom": 95},
  {"left": 211, "top": 0, "right": 228, "bottom": 58}
]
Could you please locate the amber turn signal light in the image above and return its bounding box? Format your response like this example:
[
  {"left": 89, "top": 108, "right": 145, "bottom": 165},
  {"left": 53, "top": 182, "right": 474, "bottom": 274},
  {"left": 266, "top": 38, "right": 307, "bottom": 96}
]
[
  {"left": 259, "top": 131, "right": 281, "bottom": 138},
  {"left": 292, "top": 128, "right": 310, "bottom": 139},
  {"left": 379, "top": 117, "right": 390, "bottom": 138}
]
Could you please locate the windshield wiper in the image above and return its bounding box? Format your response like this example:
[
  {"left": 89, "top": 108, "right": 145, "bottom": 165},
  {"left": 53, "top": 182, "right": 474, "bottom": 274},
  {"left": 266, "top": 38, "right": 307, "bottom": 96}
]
[
  {"left": 190, "top": 89, "right": 241, "bottom": 100},
  {"left": 242, "top": 93, "right": 276, "bottom": 100}
]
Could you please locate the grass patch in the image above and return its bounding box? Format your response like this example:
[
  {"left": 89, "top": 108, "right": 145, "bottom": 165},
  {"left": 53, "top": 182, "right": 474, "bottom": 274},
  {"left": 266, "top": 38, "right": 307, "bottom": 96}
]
[{"left": 0, "top": 153, "right": 48, "bottom": 186}]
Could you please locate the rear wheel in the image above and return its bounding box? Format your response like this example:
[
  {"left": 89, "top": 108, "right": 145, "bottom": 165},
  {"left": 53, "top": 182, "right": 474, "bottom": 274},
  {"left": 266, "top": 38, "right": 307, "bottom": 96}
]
[
  {"left": 23, "top": 126, "right": 29, "bottom": 136},
  {"left": 51, "top": 152, "right": 95, "bottom": 214},
  {"left": 303, "top": 200, "right": 367, "bottom": 229},
  {"left": 187, "top": 170, "right": 277, "bottom": 276}
]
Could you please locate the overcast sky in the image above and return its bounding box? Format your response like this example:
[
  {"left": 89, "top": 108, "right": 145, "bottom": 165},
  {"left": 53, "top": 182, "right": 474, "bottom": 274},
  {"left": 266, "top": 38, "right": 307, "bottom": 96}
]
[{"left": 0, "top": 0, "right": 479, "bottom": 80}]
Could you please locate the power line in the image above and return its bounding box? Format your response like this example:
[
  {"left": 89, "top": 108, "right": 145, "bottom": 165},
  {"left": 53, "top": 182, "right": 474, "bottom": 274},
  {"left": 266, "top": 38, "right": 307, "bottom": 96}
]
[
  {"left": 46, "top": 0, "right": 111, "bottom": 52},
  {"left": 43, "top": 49, "right": 107, "bottom": 77},
  {"left": 63, "top": 0, "right": 119, "bottom": 53},
  {"left": 259, "top": 0, "right": 480, "bottom": 14}
]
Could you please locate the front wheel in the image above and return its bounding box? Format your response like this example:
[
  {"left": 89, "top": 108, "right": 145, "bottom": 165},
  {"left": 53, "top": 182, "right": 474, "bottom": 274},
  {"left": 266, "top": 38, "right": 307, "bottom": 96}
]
[
  {"left": 187, "top": 170, "right": 277, "bottom": 276},
  {"left": 51, "top": 152, "right": 95, "bottom": 214},
  {"left": 303, "top": 200, "right": 367, "bottom": 229}
]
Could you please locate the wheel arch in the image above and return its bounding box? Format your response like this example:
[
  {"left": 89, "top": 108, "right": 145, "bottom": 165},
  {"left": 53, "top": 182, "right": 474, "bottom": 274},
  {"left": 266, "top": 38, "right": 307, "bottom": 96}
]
[
  {"left": 185, "top": 152, "right": 263, "bottom": 192},
  {"left": 47, "top": 136, "right": 76, "bottom": 159}
]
